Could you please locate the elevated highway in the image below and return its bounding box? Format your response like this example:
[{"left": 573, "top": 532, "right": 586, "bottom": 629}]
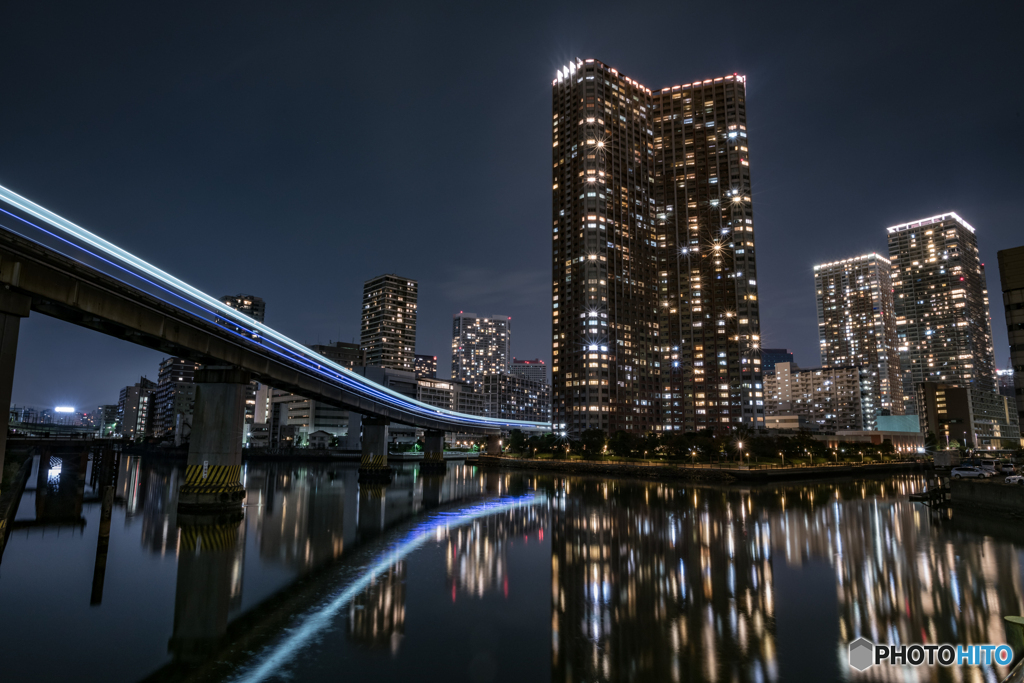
[{"left": 0, "top": 183, "right": 549, "bottom": 491}]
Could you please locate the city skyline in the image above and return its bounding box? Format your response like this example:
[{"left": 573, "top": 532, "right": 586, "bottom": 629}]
[{"left": 2, "top": 2, "right": 1022, "bottom": 411}]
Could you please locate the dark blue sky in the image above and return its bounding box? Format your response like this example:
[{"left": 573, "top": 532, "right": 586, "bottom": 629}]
[{"left": 1, "top": 0, "right": 1021, "bottom": 410}]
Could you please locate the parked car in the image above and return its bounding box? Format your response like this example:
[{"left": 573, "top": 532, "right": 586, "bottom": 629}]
[
  {"left": 950, "top": 466, "right": 986, "bottom": 479},
  {"left": 1000, "top": 463, "right": 1016, "bottom": 475},
  {"left": 1006, "top": 475, "right": 1024, "bottom": 486}
]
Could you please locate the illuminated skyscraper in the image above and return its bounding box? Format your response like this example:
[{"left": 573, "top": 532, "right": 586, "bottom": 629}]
[
  {"left": 451, "top": 313, "right": 510, "bottom": 388},
  {"left": 360, "top": 274, "right": 417, "bottom": 371},
  {"left": 814, "top": 253, "right": 902, "bottom": 418},
  {"left": 888, "top": 213, "right": 1018, "bottom": 447},
  {"left": 552, "top": 58, "right": 761, "bottom": 436}
]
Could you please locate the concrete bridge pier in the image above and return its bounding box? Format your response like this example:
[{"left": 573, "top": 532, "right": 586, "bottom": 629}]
[
  {"left": 359, "top": 417, "right": 392, "bottom": 480},
  {"left": 485, "top": 434, "right": 502, "bottom": 455},
  {"left": 421, "top": 430, "right": 446, "bottom": 473},
  {"left": 178, "top": 366, "right": 250, "bottom": 512},
  {"left": 0, "top": 290, "right": 30, "bottom": 483}
]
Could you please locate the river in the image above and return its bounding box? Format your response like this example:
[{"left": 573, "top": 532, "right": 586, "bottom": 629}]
[{"left": 0, "top": 451, "right": 1020, "bottom": 683}]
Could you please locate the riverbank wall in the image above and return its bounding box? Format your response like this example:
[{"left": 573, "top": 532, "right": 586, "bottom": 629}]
[
  {"left": 951, "top": 479, "right": 1024, "bottom": 517},
  {"left": 470, "top": 455, "right": 922, "bottom": 484}
]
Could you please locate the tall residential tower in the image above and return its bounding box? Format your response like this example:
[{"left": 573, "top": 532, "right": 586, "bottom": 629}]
[
  {"left": 451, "top": 313, "right": 510, "bottom": 388},
  {"left": 888, "top": 213, "right": 1017, "bottom": 447},
  {"left": 360, "top": 274, "right": 417, "bottom": 371},
  {"left": 814, "top": 253, "right": 902, "bottom": 418},
  {"left": 552, "top": 59, "right": 762, "bottom": 435}
]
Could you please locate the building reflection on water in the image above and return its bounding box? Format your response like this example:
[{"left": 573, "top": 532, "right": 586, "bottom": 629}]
[
  {"left": 349, "top": 560, "right": 407, "bottom": 654},
  {"left": 5, "top": 451, "right": 1023, "bottom": 683},
  {"left": 550, "top": 476, "right": 1024, "bottom": 683},
  {"left": 446, "top": 500, "right": 548, "bottom": 599}
]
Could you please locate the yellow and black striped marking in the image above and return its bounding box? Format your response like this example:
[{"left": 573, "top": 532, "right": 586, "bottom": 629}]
[
  {"left": 360, "top": 454, "right": 388, "bottom": 470},
  {"left": 423, "top": 451, "right": 444, "bottom": 462},
  {"left": 181, "top": 464, "right": 244, "bottom": 494},
  {"left": 360, "top": 483, "right": 386, "bottom": 500},
  {"left": 179, "top": 524, "right": 240, "bottom": 552}
]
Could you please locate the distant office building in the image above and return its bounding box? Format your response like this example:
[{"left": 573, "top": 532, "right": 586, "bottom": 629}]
[
  {"left": 361, "top": 274, "right": 417, "bottom": 371},
  {"left": 417, "top": 377, "right": 458, "bottom": 411},
  {"left": 311, "top": 341, "right": 366, "bottom": 369},
  {"left": 889, "top": 213, "right": 1017, "bottom": 448},
  {"left": 998, "top": 369, "right": 1016, "bottom": 398},
  {"left": 117, "top": 377, "right": 157, "bottom": 440},
  {"left": 416, "top": 377, "right": 482, "bottom": 416},
  {"left": 220, "top": 294, "right": 266, "bottom": 323},
  {"left": 414, "top": 354, "right": 438, "bottom": 379},
  {"left": 269, "top": 390, "right": 348, "bottom": 447},
  {"left": 451, "top": 313, "right": 510, "bottom": 388},
  {"left": 481, "top": 374, "right": 551, "bottom": 424},
  {"left": 152, "top": 357, "right": 201, "bottom": 440},
  {"left": 760, "top": 349, "right": 794, "bottom": 376},
  {"left": 511, "top": 358, "right": 547, "bottom": 385},
  {"left": 997, "top": 245, "right": 1024, "bottom": 438},
  {"left": 9, "top": 405, "right": 41, "bottom": 423},
  {"left": 552, "top": 59, "right": 762, "bottom": 435},
  {"left": 814, "top": 253, "right": 902, "bottom": 416},
  {"left": 765, "top": 362, "right": 874, "bottom": 431},
  {"left": 95, "top": 404, "right": 119, "bottom": 437}
]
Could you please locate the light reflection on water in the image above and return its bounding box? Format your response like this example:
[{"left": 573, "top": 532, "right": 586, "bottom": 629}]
[{"left": 0, "top": 450, "right": 1020, "bottom": 683}]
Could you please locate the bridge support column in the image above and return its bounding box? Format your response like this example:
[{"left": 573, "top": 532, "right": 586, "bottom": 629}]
[
  {"left": 359, "top": 417, "right": 392, "bottom": 481},
  {"left": 485, "top": 434, "right": 502, "bottom": 456},
  {"left": 0, "top": 290, "right": 30, "bottom": 484},
  {"left": 421, "top": 430, "right": 446, "bottom": 473},
  {"left": 178, "top": 367, "right": 250, "bottom": 512}
]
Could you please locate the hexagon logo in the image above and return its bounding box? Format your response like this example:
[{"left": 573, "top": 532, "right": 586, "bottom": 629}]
[{"left": 849, "top": 638, "right": 875, "bottom": 671}]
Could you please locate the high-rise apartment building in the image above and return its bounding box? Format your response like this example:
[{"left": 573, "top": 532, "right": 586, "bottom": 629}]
[
  {"left": 997, "top": 245, "right": 1024, "bottom": 437},
  {"left": 481, "top": 373, "right": 551, "bottom": 423},
  {"left": 361, "top": 275, "right": 417, "bottom": 370},
  {"left": 117, "top": 377, "right": 157, "bottom": 440},
  {"left": 814, "top": 254, "right": 902, "bottom": 418},
  {"left": 451, "top": 313, "right": 510, "bottom": 388},
  {"left": 220, "top": 294, "right": 266, "bottom": 323},
  {"left": 888, "top": 213, "right": 1017, "bottom": 447},
  {"left": 152, "top": 357, "right": 201, "bottom": 439},
  {"left": 552, "top": 59, "right": 761, "bottom": 436},
  {"left": 511, "top": 358, "right": 547, "bottom": 385},
  {"left": 765, "top": 362, "right": 875, "bottom": 431},
  {"left": 414, "top": 354, "right": 438, "bottom": 379}
]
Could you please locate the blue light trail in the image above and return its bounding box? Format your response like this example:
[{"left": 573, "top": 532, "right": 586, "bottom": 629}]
[{"left": 0, "top": 183, "right": 548, "bottom": 432}]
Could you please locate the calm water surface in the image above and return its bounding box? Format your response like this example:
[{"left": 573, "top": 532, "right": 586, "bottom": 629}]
[{"left": 0, "top": 450, "right": 1021, "bottom": 683}]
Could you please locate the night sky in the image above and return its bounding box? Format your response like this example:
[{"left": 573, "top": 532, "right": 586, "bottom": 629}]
[{"left": 1, "top": 0, "right": 1021, "bottom": 411}]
